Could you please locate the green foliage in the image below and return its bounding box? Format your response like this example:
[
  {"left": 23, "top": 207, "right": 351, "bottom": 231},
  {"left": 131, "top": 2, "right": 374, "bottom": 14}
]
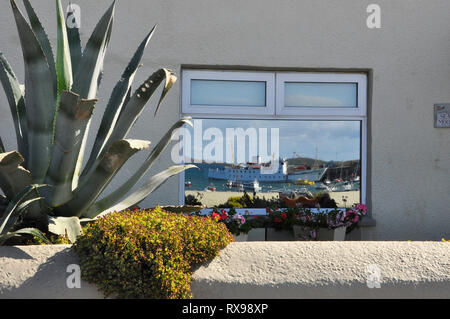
[
  {"left": 184, "top": 194, "right": 203, "bottom": 206},
  {"left": 74, "top": 207, "right": 233, "bottom": 298},
  {"left": 0, "top": 1, "right": 194, "bottom": 243},
  {"left": 217, "top": 192, "right": 281, "bottom": 209}
]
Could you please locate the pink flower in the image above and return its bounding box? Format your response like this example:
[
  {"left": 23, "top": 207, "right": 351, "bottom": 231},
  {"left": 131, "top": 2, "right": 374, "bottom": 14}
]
[
  {"left": 345, "top": 209, "right": 356, "bottom": 218},
  {"left": 355, "top": 203, "right": 367, "bottom": 215}
]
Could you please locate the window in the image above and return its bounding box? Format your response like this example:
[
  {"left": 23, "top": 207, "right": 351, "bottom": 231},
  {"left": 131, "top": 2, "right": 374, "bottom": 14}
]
[
  {"left": 276, "top": 73, "right": 366, "bottom": 116},
  {"left": 180, "top": 69, "right": 367, "bottom": 212},
  {"left": 182, "top": 70, "right": 275, "bottom": 115}
]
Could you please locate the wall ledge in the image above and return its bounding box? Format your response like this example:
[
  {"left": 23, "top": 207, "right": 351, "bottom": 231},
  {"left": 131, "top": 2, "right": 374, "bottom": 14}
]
[{"left": 0, "top": 242, "right": 448, "bottom": 299}]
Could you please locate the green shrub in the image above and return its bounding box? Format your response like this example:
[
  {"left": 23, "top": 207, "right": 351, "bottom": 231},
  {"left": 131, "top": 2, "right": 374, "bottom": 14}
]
[
  {"left": 74, "top": 207, "right": 233, "bottom": 298},
  {"left": 217, "top": 192, "right": 281, "bottom": 208}
]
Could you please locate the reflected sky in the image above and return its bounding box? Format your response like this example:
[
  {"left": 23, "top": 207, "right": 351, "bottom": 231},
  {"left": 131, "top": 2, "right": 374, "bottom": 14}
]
[
  {"left": 184, "top": 119, "right": 360, "bottom": 163},
  {"left": 285, "top": 82, "right": 357, "bottom": 107},
  {"left": 191, "top": 80, "right": 266, "bottom": 106}
]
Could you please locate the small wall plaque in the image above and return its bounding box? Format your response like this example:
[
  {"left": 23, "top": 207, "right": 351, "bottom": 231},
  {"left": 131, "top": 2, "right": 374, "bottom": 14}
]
[{"left": 434, "top": 104, "right": 450, "bottom": 128}]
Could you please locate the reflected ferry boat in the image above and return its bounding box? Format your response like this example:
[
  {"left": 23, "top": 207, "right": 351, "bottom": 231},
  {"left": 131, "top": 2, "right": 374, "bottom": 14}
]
[{"left": 208, "top": 157, "right": 327, "bottom": 183}]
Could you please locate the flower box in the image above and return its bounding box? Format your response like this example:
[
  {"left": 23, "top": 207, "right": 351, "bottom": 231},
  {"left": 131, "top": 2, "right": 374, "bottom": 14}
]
[
  {"left": 293, "top": 225, "right": 312, "bottom": 241},
  {"left": 293, "top": 225, "right": 347, "bottom": 241},
  {"left": 316, "top": 227, "right": 347, "bottom": 241},
  {"left": 233, "top": 233, "right": 249, "bottom": 242},
  {"left": 266, "top": 228, "right": 295, "bottom": 241},
  {"left": 247, "top": 228, "right": 266, "bottom": 241}
]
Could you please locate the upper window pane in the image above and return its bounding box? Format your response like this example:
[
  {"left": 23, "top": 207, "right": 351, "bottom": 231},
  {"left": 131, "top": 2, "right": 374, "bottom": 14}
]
[
  {"left": 285, "top": 82, "right": 357, "bottom": 108},
  {"left": 191, "top": 80, "right": 266, "bottom": 107}
]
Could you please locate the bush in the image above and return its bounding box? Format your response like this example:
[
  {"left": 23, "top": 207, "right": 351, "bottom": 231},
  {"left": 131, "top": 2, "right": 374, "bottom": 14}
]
[
  {"left": 74, "top": 207, "right": 233, "bottom": 298},
  {"left": 217, "top": 192, "right": 281, "bottom": 208}
]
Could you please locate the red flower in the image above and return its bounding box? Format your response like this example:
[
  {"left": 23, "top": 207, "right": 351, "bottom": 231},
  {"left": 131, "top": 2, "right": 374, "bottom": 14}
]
[
  {"left": 281, "top": 213, "right": 287, "bottom": 219},
  {"left": 220, "top": 213, "right": 228, "bottom": 221},
  {"left": 274, "top": 217, "right": 281, "bottom": 223},
  {"left": 212, "top": 212, "right": 220, "bottom": 221}
]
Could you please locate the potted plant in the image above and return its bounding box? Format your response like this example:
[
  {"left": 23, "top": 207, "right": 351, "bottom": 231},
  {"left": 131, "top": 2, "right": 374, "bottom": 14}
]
[
  {"left": 265, "top": 207, "right": 297, "bottom": 241},
  {"left": 292, "top": 204, "right": 367, "bottom": 241},
  {"left": 209, "top": 208, "right": 252, "bottom": 241}
]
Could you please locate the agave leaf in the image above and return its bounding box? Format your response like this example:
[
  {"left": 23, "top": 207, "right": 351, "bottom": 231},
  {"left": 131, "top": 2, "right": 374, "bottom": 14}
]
[
  {"left": 106, "top": 69, "right": 176, "bottom": 145},
  {"left": 17, "top": 197, "right": 43, "bottom": 213},
  {"left": 0, "top": 151, "right": 46, "bottom": 221},
  {"left": 48, "top": 215, "right": 82, "bottom": 243},
  {"left": 71, "top": 1, "right": 114, "bottom": 99},
  {"left": 57, "top": 139, "right": 150, "bottom": 217},
  {"left": 0, "top": 227, "right": 50, "bottom": 245},
  {"left": 45, "top": 91, "right": 96, "bottom": 207},
  {"left": 0, "top": 184, "right": 46, "bottom": 235},
  {"left": 22, "top": 0, "right": 57, "bottom": 93},
  {"left": 0, "top": 233, "right": 19, "bottom": 245},
  {"left": 85, "top": 119, "right": 192, "bottom": 218},
  {"left": 56, "top": 0, "right": 73, "bottom": 99},
  {"left": 154, "top": 68, "right": 177, "bottom": 116},
  {"left": 66, "top": 2, "right": 82, "bottom": 73},
  {"left": 93, "top": 165, "right": 196, "bottom": 218},
  {"left": 14, "top": 227, "right": 50, "bottom": 243},
  {"left": 71, "top": 1, "right": 115, "bottom": 189},
  {"left": 11, "top": 0, "right": 56, "bottom": 183},
  {"left": 118, "top": 86, "right": 133, "bottom": 121},
  {"left": 0, "top": 53, "right": 28, "bottom": 159},
  {"left": 0, "top": 151, "right": 32, "bottom": 200},
  {"left": 78, "top": 69, "right": 176, "bottom": 188},
  {"left": 83, "top": 26, "right": 156, "bottom": 175}
]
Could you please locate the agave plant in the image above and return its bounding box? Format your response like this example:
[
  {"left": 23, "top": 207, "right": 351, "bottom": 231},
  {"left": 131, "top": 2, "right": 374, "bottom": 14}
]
[{"left": 0, "top": 0, "right": 194, "bottom": 243}]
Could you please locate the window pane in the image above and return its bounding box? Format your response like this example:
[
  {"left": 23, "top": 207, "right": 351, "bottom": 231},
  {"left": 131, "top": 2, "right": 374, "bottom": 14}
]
[
  {"left": 191, "top": 80, "right": 266, "bottom": 106},
  {"left": 285, "top": 82, "right": 357, "bottom": 107},
  {"left": 184, "top": 119, "right": 361, "bottom": 208}
]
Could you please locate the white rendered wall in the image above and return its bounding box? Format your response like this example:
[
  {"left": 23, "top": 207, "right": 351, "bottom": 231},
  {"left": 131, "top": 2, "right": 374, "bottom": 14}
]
[{"left": 0, "top": 0, "right": 449, "bottom": 240}]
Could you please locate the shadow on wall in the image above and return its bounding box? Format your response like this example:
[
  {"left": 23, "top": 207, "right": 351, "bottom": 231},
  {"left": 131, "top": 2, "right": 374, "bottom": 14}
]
[{"left": 0, "top": 246, "right": 102, "bottom": 299}]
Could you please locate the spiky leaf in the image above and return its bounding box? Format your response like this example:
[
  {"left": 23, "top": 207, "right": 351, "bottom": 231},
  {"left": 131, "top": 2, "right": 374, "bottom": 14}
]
[
  {"left": 0, "top": 53, "right": 28, "bottom": 159},
  {"left": 84, "top": 26, "right": 156, "bottom": 175},
  {"left": 86, "top": 119, "right": 192, "bottom": 218},
  {"left": 48, "top": 215, "right": 82, "bottom": 243},
  {"left": 94, "top": 165, "right": 196, "bottom": 218},
  {"left": 56, "top": 0, "right": 73, "bottom": 99},
  {"left": 66, "top": 2, "right": 82, "bottom": 73},
  {"left": 108, "top": 69, "right": 176, "bottom": 144},
  {"left": 22, "top": 0, "right": 57, "bottom": 93},
  {"left": 71, "top": 1, "right": 115, "bottom": 189},
  {"left": 57, "top": 139, "right": 150, "bottom": 217},
  {"left": 0, "top": 184, "right": 46, "bottom": 235},
  {"left": 14, "top": 227, "right": 50, "bottom": 243},
  {"left": 11, "top": 0, "right": 56, "bottom": 183},
  {"left": 0, "top": 151, "right": 32, "bottom": 200},
  {"left": 45, "top": 91, "right": 96, "bottom": 207}
]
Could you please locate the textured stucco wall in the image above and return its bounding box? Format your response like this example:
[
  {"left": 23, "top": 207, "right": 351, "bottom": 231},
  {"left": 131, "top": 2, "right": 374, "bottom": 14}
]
[
  {"left": 0, "top": 0, "right": 449, "bottom": 240},
  {"left": 0, "top": 243, "right": 449, "bottom": 299}
]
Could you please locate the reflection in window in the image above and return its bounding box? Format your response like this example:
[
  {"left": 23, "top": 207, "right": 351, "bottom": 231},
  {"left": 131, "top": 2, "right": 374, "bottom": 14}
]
[
  {"left": 285, "top": 82, "right": 357, "bottom": 107},
  {"left": 190, "top": 80, "right": 266, "bottom": 106},
  {"left": 183, "top": 119, "right": 361, "bottom": 209}
]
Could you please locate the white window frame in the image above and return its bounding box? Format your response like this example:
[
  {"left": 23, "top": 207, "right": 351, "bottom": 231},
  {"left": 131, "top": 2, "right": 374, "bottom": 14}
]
[
  {"left": 179, "top": 70, "right": 367, "bottom": 215},
  {"left": 181, "top": 70, "right": 275, "bottom": 115}
]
